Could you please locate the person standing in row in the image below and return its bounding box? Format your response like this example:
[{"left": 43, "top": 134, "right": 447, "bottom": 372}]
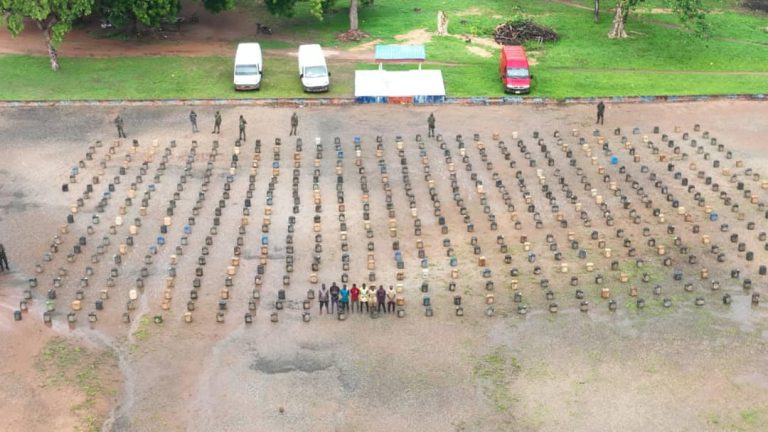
[
  {"left": 386, "top": 285, "right": 396, "bottom": 313},
  {"left": 596, "top": 101, "right": 605, "bottom": 125},
  {"left": 318, "top": 283, "right": 329, "bottom": 315},
  {"left": 239, "top": 115, "right": 247, "bottom": 141},
  {"left": 350, "top": 283, "right": 360, "bottom": 313},
  {"left": 367, "top": 284, "right": 377, "bottom": 313},
  {"left": 114, "top": 115, "right": 126, "bottom": 138},
  {"left": 427, "top": 112, "right": 435, "bottom": 138},
  {"left": 340, "top": 284, "right": 350, "bottom": 314},
  {"left": 290, "top": 112, "right": 299, "bottom": 136},
  {"left": 0, "top": 243, "right": 9, "bottom": 271},
  {"left": 376, "top": 285, "right": 387, "bottom": 313},
  {"left": 189, "top": 110, "right": 199, "bottom": 133},
  {"left": 359, "top": 283, "right": 369, "bottom": 313},
  {"left": 329, "top": 282, "right": 340, "bottom": 314},
  {"left": 212, "top": 111, "right": 222, "bottom": 134}
]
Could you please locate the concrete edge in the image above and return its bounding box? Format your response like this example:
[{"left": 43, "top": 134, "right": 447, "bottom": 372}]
[{"left": 0, "top": 93, "right": 765, "bottom": 108}]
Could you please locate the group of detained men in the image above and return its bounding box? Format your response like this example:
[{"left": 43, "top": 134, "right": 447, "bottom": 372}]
[{"left": 317, "top": 283, "right": 397, "bottom": 315}]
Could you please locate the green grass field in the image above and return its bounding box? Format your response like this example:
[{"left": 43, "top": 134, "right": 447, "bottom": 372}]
[
  {"left": 0, "top": 54, "right": 355, "bottom": 100},
  {"left": 0, "top": 0, "right": 766, "bottom": 100}
]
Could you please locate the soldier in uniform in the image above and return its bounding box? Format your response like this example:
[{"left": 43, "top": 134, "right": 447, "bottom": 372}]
[
  {"left": 114, "top": 115, "right": 126, "bottom": 138},
  {"left": 427, "top": 112, "right": 435, "bottom": 137},
  {"left": 212, "top": 111, "right": 222, "bottom": 134},
  {"left": 239, "top": 115, "right": 247, "bottom": 141},
  {"left": 290, "top": 112, "right": 298, "bottom": 136},
  {"left": 189, "top": 110, "right": 198, "bottom": 133},
  {"left": 596, "top": 101, "right": 605, "bottom": 125},
  {"left": 0, "top": 243, "right": 8, "bottom": 271}
]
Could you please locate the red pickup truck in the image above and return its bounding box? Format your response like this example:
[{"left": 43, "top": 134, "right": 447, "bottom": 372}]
[{"left": 499, "top": 45, "right": 532, "bottom": 94}]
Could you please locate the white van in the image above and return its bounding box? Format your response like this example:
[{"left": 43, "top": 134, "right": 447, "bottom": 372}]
[
  {"left": 234, "top": 43, "right": 262, "bottom": 91},
  {"left": 298, "top": 44, "right": 330, "bottom": 92}
]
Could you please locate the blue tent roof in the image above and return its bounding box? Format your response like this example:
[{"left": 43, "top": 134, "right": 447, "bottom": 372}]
[{"left": 374, "top": 44, "right": 426, "bottom": 61}]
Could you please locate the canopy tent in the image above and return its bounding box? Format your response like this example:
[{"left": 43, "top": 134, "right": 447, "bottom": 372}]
[
  {"left": 374, "top": 44, "right": 426, "bottom": 63},
  {"left": 354, "top": 68, "right": 446, "bottom": 104}
]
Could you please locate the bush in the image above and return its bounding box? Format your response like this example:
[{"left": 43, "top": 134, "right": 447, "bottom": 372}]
[{"left": 742, "top": 0, "right": 768, "bottom": 13}]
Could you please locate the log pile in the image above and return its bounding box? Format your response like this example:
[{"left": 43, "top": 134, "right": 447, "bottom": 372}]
[
  {"left": 494, "top": 20, "right": 558, "bottom": 45},
  {"left": 336, "top": 29, "right": 370, "bottom": 42}
]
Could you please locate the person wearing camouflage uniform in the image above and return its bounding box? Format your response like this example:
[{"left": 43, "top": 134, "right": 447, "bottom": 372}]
[
  {"left": 290, "top": 112, "right": 298, "bottom": 136},
  {"left": 189, "top": 110, "right": 198, "bottom": 133},
  {"left": 239, "top": 115, "right": 247, "bottom": 141},
  {"left": 212, "top": 111, "right": 222, "bottom": 134},
  {"left": 596, "top": 101, "right": 605, "bottom": 125},
  {"left": 114, "top": 115, "right": 126, "bottom": 138},
  {"left": 427, "top": 113, "right": 435, "bottom": 138}
]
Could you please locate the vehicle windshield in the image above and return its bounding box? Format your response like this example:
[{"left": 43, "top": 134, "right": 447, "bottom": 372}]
[
  {"left": 506, "top": 68, "right": 529, "bottom": 78},
  {"left": 235, "top": 64, "right": 260, "bottom": 75},
  {"left": 303, "top": 66, "right": 327, "bottom": 78}
]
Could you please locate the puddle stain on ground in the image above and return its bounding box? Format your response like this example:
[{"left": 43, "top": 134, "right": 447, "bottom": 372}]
[
  {"left": 250, "top": 351, "right": 335, "bottom": 374},
  {"left": 0, "top": 189, "right": 40, "bottom": 214}
]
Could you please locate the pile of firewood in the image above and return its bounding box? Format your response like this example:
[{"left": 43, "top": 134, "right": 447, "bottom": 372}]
[
  {"left": 336, "top": 29, "right": 370, "bottom": 42},
  {"left": 494, "top": 20, "right": 558, "bottom": 45}
]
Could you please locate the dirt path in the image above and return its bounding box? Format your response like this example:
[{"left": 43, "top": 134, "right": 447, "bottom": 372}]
[
  {"left": 0, "top": 31, "right": 378, "bottom": 62},
  {"left": 0, "top": 0, "right": 384, "bottom": 61},
  {"left": 0, "top": 0, "right": 239, "bottom": 57},
  {"left": 548, "top": 0, "right": 595, "bottom": 12}
]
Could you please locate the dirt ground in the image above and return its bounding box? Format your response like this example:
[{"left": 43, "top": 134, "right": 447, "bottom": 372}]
[{"left": 1, "top": 101, "right": 768, "bottom": 431}]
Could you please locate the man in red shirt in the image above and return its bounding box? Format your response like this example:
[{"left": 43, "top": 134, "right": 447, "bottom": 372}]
[{"left": 350, "top": 283, "right": 360, "bottom": 314}]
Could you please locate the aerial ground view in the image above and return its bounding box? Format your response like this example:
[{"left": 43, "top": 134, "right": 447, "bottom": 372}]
[{"left": 1, "top": 0, "right": 768, "bottom": 431}]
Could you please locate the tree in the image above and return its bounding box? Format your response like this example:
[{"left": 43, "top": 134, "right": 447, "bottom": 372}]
[
  {"left": 607, "top": 0, "right": 631, "bottom": 38},
  {"left": 264, "top": 0, "right": 363, "bottom": 32},
  {"left": 263, "top": 0, "right": 298, "bottom": 17},
  {"left": 348, "top": 0, "right": 357, "bottom": 31},
  {"left": 594, "top": 0, "right": 599, "bottom": 23},
  {"left": 262, "top": 0, "right": 333, "bottom": 18},
  {"left": 1, "top": 0, "right": 94, "bottom": 71},
  {"left": 670, "top": 0, "right": 710, "bottom": 35},
  {"left": 201, "top": 0, "right": 235, "bottom": 13},
  {"left": 607, "top": 0, "right": 709, "bottom": 39},
  {"left": 132, "top": 0, "right": 179, "bottom": 27},
  {"left": 101, "top": 0, "right": 180, "bottom": 34}
]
